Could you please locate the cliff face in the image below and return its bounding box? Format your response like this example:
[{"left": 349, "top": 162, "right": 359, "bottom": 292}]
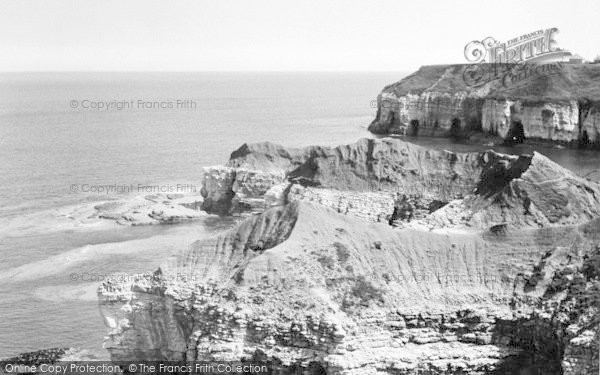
[
  {"left": 200, "top": 142, "right": 313, "bottom": 215},
  {"left": 481, "top": 99, "right": 580, "bottom": 142},
  {"left": 99, "top": 138, "right": 600, "bottom": 374},
  {"left": 201, "top": 138, "right": 600, "bottom": 230},
  {"left": 203, "top": 138, "right": 488, "bottom": 218},
  {"left": 412, "top": 151, "right": 600, "bottom": 231},
  {"left": 201, "top": 167, "right": 285, "bottom": 214},
  {"left": 369, "top": 64, "right": 600, "bottom": 146}
]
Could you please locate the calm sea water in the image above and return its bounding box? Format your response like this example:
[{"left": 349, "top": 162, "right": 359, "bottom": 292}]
[
  {"left": 0, "top": 72, "right": 599, "bottom": 358},
  {"left": 0, "top": 72, "right": 401, "bottom": 357}
]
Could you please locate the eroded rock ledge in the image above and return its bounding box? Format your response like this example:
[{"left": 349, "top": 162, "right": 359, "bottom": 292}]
[
  {"left": 201, "top": 138, "right": 600, "bottom": 231},
  {"left": 100, "top": 138, "right": 600, "bottom": 374},
  {"left": 368, "top": 64, "right": 600, "bottom": 148}
]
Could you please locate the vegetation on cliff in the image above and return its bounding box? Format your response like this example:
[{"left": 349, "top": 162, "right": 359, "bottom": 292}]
[{"left": 381, "top": 64, "right": 600, "bottom": 101}]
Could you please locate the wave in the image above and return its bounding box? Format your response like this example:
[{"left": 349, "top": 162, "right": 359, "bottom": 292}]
[
  {"left": 33, "top": 283, "right": 99, "bottom": 302},
  {"left": 0, "top": 222, "right": 215, "bottom": 285}
]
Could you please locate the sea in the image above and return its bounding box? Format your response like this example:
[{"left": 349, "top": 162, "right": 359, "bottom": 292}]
[{"left": 1, "top": 72, "right": 599, "bottom": 358}]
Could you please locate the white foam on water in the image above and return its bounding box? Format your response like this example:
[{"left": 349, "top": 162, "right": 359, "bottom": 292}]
[
  {"left": 0, "top": 222, "right": 212, "bottom": 285},
  {"left": 0, "top": 201, "right": 117, "bottom": 238},
  {"left": 33, "top": 283, "right": 99, "bottom": 302}
]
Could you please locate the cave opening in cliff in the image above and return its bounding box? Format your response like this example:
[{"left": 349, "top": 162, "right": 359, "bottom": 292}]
[
  {"left": 306, "top": 362, "right": 327, "bottom": 375},
  {"left": 506, "top": 120, "right": 525, "bottom": 144},
  {"left": 409, "top": 119, "right": 419, "bottom": 136},
  {"left": 580, "top": 130, "right": 590, "bottom": 148},
  {"left": 450, "top": 117, "right": 461, "bottom": 137}
]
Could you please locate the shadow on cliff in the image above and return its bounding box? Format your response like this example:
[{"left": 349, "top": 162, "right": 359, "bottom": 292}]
[{"left": 491, "top": 352, "right": 562, "bottom": 375}]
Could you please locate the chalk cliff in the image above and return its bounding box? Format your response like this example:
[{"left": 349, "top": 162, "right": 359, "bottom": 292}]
[
  {"left": 200, "top": 138, "right": 600, "bottom": 230},
  {"left": 369, "top": 64, "right": 600, "bottom": 147},
  {"left": 99, "top": 138, "right": 600, "bottom": 374}
]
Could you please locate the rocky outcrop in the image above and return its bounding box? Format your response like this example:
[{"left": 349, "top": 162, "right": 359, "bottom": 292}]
[
  {"left": 201, "top": 138, "right": 484, "bottom": 220},
  {"left": 100, "top": 139, "right": 600, "bottom": 374},
  {"left": 99, "top": 201, "right": 600, "bottom": 374},
  {"left": 100, "top": 203, "right": 301, "bottom": 360},
  {"left": 202, "top": 138, "right": 600, "bottom": 230},
  {"left": 563, "top": 329, "right": 600, "bottom": 375},
  {"left": 95, "top": 193, "right": 206, "bottom": 225},
  {"left": 369, "top": 64, "right": 600, "bottom": 147},
  {"left": 200, "top": 167, "right": 285, "bottom": 215},
  {"left": 284, "top": 138, "right": 481, "bottom": 195},
  {"left": 227, "top": 141, "right": 313, "bottom": 172},
  {"left": 0, "top": 348, "right": 98, "bottom": 364},
  {"left": 410, "top": 150, "right": 600, "bottom": 231},
  {"left": 1, "top": 348, "right": 71, "bottom": 364},
  {"left": 200, "top": 142, "right": 312, "bottom": 215}
]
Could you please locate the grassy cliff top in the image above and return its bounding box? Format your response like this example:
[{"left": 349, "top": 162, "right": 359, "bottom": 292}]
[{"left": 382, "top": 63, "right": 600, "bottom": 102}]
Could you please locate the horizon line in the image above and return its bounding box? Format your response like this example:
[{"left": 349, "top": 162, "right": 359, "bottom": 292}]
[{"left": 0, "top": 69, "right": 417, "bottom": 74}]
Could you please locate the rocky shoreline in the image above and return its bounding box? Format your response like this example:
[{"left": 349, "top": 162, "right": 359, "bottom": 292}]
[
  {"left": 0, "top": 348, "right": 99, "bottom": 365},
  {"left": 94, "top": 192, "right": 207, "bottom": 226},
  {"left": 98, "top": 138, "right": 600, "bottom": 374}
]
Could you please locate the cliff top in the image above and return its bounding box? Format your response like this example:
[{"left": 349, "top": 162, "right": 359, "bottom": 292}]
[
  {"left": 382, "top": 63, "right": 600, "bottom": 102},
  {"left": 224, "top": 137, "right": 600, "bottom": 230}
]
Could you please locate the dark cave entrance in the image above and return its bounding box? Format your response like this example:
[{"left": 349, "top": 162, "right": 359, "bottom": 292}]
[
  {"left": 306, "top": 362, "right": 327, "bottom": 375},
  {"left": 450, "top": 117, "right": 461, "bottom": 137},
  {"left": 580, "top": 130, "right": 590, "bottom": 148},
  {"left": 409, "top": 119, "right": 419, "bottom": 136},
  {"left": 505, "top": 120, "right": 525, "bottom": 144}
]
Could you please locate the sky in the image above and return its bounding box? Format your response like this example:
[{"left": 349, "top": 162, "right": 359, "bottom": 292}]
[{"left": 1, "top": 0, "right": 599, "bottom": 72}]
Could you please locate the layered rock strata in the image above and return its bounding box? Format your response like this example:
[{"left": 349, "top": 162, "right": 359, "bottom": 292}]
[
  {"left": 202, "top": 138, "right": 484, "bottom": 219},
  {"left": 100, "top": 139, "right": 600, "bottom": 374},
  {"left": 201, "top": 167, "right": 285, "bottom": 215},
  {"left": 201, "top": 138, "right": 600, "bottom": 230},
  {"left": 369, "top": 64, "right": 600, "bottom": 147}
]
